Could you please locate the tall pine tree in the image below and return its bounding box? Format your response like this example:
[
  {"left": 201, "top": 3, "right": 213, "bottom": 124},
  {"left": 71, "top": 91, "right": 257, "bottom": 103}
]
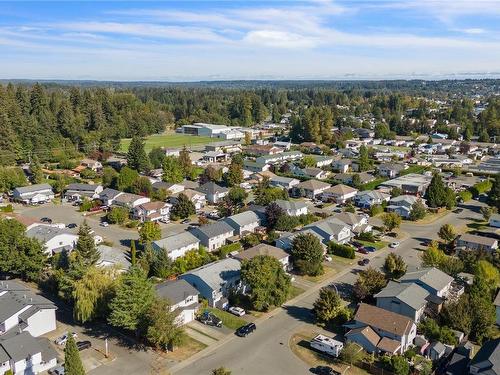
[
  {"left": 75, "top": 221, "right": 100, "bottom": 267},
  {"left": 64, "top": 335, "right": 85, "bottom": 375},
  {"left": 127, "top": 136, "right": 150, "bottom": 173}
]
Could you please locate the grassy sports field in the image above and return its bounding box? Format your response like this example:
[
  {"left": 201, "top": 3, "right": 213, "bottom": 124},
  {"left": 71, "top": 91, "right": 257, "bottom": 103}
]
[{"left": 120, "top": 133, "right": 218, "bottom": 152}]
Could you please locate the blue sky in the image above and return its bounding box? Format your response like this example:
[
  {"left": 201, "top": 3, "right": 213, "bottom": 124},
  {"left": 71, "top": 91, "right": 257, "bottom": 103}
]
[{"left": 1, "top": 0, "right": 499, "bottom": 80}]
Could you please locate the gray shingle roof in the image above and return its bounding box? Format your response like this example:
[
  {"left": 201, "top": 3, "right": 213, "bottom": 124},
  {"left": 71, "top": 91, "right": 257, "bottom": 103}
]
[
  {"left": 197, "top": 182, "right": 228, "bottom": 195},
  {"left": 375, "top": 281, "right": 429, "bottom": 310},
  {"left": 155, "top": 279, "right": 199, "bottom": 305},
  {"left": 14, "top": 184, "right": 53, "bottom": 195},
  {"left": 66, "top": 183, "right": 101, "bottom": 192},
  {"left": 181, "top": 258, "right": 241, "bottom": 291},
  {"left": 0, "top": 332, "right": 42, "bottom": 362},
  {"left": 190, "top": 221, "right": 234, "bottom": 239},
  {"left": 26, "top": 226, "right": 76, "bottom": 243},
  {"left": 469, "top": 338, "right": 500, "bottom": 375},
  {"left": 153, "top": 232, "right": 200, "bottom": 253},
  {"left": 274, "top": 199, "right": 307, "bottom": 211},
  {"left": 224, "top": 211, "right": 260, "bottom": 228},
  {"left": 97, "top": 245, "right": 131, "bottom": 269},
  {"left": 400, "top": 267, "right": 454, "bottom": 293}
]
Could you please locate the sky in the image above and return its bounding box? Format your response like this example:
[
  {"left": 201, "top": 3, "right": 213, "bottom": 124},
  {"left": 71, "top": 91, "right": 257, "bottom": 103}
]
[{"left": 1, "top": 0, "right": 500, "bottom": 81}]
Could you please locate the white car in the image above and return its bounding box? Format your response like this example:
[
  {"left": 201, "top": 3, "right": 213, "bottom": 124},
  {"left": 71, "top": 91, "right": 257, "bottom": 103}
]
[
  {"left": 55, "top": 332, "right": 77, "bottom": 346},
  {"left": 228, "top": 306, "right": 246, "bottom": 317},
  {"left": 324, "top": 255, "right": 333, "bottom": 262},
  {"left": 100, "top": 221, "right": 109, "bottom": 227},
  {"left": 389, "top": 241, "right": 400, "bottom": 248}
]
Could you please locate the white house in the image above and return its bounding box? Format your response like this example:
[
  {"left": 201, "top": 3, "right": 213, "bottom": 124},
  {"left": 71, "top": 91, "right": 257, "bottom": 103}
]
[
  {"left": 113, "top": 193, "right": 151, "bottom": 209},
  {"left": 196, "top": 182, "right": 229, "bottom": 204},
  {"left": 386, "top": 195, "right": 425, "bottom": 219},
  {"left": 96, "top": 245, "right": 131, "bottom": 272},
  {"left": 378, "top": 163, "right": 407, "bottom": 178},
  {"left": 0, "top": 332, "right": 58, "bottom": 375},
  {"left": 344, "top": 303, "right": 417, "bottom": 355},
  {"left": 0, "top": 280, "right": 57, "bottom": 337},
  {"left": 294, "top": 180, "right": 331, "bottom": 199},
  {"left": 170, "top": 189, "right": 206, "bottom": 211},
  {"left": 190, "top": 221, "right": 234, "bottom": 251},
  {"left": 98, "top": 188, "right": 124, "bottom": 206},
  {"left": 304, "top": 217, "right": 352, "bottom": 245},
  {"left": 456, "top": 233, "right": 498, "bottom": 253},
  {"left": 133, "top": 201, "right": 172, "bottom": 222},
  {"left": 64, "top": 183, "right": 103, "bottom": 201},
  {"left": 332, "top": 159, "right": 352, "bottom": 173},
  {"left": 152, "top": 232, "right": 201, "bottom": 261},
  {"left": 13, "top": 184, "right": 54, "bottom": 205},
  {"left": 332, "top": 212, "right": 371, "bottom": 234},
  {"left": 233, "top": 243, "right": 290, "bottom": 270},
  {"left": 26, "top": 226, "right": 78, "bottom": 255},
  {"left": 322, "top": 184, "right": 358, "bottom": 204},
  {"left": 80, "top": 158, "right": 103, "bottom": 172},
  {"left": 375, "top": 281, "right": 430, "bottom": 322},
  {"left": 354, "top": 190, "right": 390, "bottom": 208},
  {"left": 399, "top": 267, "right": 454, "bottom": 299},
  {"left": 224, "top": 211, "right": 261, "bottom": 236},
  {"left": 274, "top": 199, "right": 308, "bottom": 216},
  {"left": 155, "top": 279, "right": 199, "bottom": 325},
  {"left": 180, "top": 258, "right": 242, "bottom": 308}
]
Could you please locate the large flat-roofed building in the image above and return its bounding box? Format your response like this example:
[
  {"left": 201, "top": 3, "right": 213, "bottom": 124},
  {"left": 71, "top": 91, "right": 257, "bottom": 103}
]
[
  {"left": 379, "top": 173, "right": 432, "bottom": 196},
  {"left": 180, "top": 123, "right": 244, "bottom": 140}
]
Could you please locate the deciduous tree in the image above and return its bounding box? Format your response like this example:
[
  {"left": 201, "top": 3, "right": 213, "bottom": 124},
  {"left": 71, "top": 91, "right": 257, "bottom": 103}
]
[
  {"left": 384, "top": 253, "right": 407, "bottom": 279},
  {"left": 290, "top": 233, "right": 324, "bottom": 276}
]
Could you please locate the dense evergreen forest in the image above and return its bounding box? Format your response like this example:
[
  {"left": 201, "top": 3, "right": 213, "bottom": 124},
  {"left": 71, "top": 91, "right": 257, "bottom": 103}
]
[{"left": 0, "top": 80, "right": 498, "bottom": 165}]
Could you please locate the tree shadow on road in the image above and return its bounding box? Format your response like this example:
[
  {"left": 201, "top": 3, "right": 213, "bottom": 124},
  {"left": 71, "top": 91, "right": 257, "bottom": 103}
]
[{"left": 282, "top": 305, "right": 315, "bottom": 324}]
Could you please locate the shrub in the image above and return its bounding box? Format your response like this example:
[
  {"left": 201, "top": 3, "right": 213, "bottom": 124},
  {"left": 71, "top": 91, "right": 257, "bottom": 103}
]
[
  {"left": 106, "top": 207, "right": 129, "bottom": 224},
  {"left": 328, "top": 242, "right": 355, "bottom": 259},
  {"left": 369, "top": 204, "right": 384, "bottom": 217},
  {"left": 458, "top": 190, "right": 472, "bottom": 202},
  {"left": 357, "top": 231, "right": 375, "bottom": 242},
  {"left": 218, "top": 243, "right": 242, "bottom": 258}
]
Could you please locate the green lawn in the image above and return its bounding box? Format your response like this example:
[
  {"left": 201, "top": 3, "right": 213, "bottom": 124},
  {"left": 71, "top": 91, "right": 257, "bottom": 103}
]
[
  {"left": 360, "top": 178, "right": 387, "bottom": 191},
  {"left": 207, "top": 307, "right": 247, "bottom": 330},
  {"left": 288, "top": 285, "right": 305, "bottom": 300},
  {"left": 120, "top": 133, "right": 218, "bottom": 152},
  {"left": 358, "top": 240, "right": 388, "bottom": 250}
]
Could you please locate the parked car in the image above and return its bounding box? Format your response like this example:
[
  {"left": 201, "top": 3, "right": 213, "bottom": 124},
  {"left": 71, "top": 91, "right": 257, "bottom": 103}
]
[
  {"left": 324, "top": 255, "right": 333, "bottom": 262},
  {"left": 181, "top": 219, "right": 191, "bottom": 224},
  {"left": 198, "top": 312, "right": 222, "bottom": 327},
  {"left": 350, "top": 241, "right": 363, "bottom": 248},
  {"left": 357, "top": 248, "right": 368, "bottom": 255},
  {"left": 364, "top": 246, "right": 376, "bottom": 252},
  {"left": 48, "top": 365, "right": 65, "bottom": 375},
  {"left": 40, "top": 217, "right": 52, "bottom": 223},
  {"left": 67, "top": 223, "right": 77, "bottom": 229},
  {"left": 228, "top": 306, "right": 246, "bottom": 317},
  {"left": 310, "top": 366, "right": 339, "bottom": 375},
  {"left": 100, "top": 221, "right": 109, "bottom": 227},
  {"left": 55, "top": 332, "right": 78, "bottom": 345},
  {"left": 236, "top": 323, "right": 256, "bottom": 337},
  {"left": 76, "top": 341, "right": 92, "bottom": 351},
  {"left": 362, "top": 258, "right": 370, "bottom": 265},
  {"left": 159, "top": 218, "right": 170, "bottom": 224},
  {"left": 389, "top": 241, "right": 400, "bottom": 248},
  {"left": 453, "top": 208, "right": 464, "bottom": 214}
]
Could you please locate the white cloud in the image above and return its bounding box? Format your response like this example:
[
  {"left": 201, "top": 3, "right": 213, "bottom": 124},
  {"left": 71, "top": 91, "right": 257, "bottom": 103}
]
[
  {"left": 244, "top": 30, "right": 320, "bottom": 48},
  {"left": 461, "top": 28, "right": 486, "bottom": 34}
]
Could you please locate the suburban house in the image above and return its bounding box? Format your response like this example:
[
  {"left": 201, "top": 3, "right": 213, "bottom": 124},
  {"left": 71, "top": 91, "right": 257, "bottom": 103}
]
[
  {"left": 399, "top": 267, "right": 454, "bottom": 299},
  {"left": 255, "top": 151, "right": 303, "bottom": 165},
  {"left": 245, "top": 144, "right": 283, "bottom": 156},
  {"left": 489, "top": 214, "right": 500, "bottom": 228},
  {"left": 374, "top": 281, "right": 430, "bottom": 322},
  {"left": 344, "top": 303, "right": 417, "bottom": 354},
  {"left": 386, "top": 195, "right": 425, "bottom": 219},
  {"left": 378, "top": 163, "right": 407, "bottom": 178},
  {"left": 64, "top": 183, "right": 103, "bottom": 201},
  {"left": 170, "top": 189, "right": 206, "bottom": 211},
  {"left": 96, "top": 245, "right": 131, "bottom": 272},
  {"left": 354, "top": 190, "right": 390, "bottom": 208},
  {"left": 0, "top": 280, "right": 57, "bottom": 337},
  {"left": 13, "top": 184, "right": 54, "bottom": 205},
  {"left": 427, "top": 341, "right": 448, "bottom": 361},
  {"left": 80, "top": 158, "right": 103, "bottom": 172},
  {"left": 334, "top": 172, "right": 375, "bottom": 186},
  {"left": 179, "top": 258, "right": 242, "bottom": 308},
  {"left": 224, "top": 211, "right": 261, "bottom": 236},
  {"left": 190, "top": 221, "right": 234, "bottom": 251},
  {"left": 274, "top": 199, "right": 308, "bottom": 216},
  {"left": 196, "top": 182, "right": 229, "bottom": 204},
  {"left": 332, "top": 159, "right": 353, "bottom": 173},
  {"left": 468, "top": 338, "right": 499, "bottom": 375},
  {"left": 456, "top": 233, "right": 498, "bottom": 253},
  {"left": 152, "top": 232, "right": 200, "bottom": 261},
  {"left": 294, "top": 180, "right": 331, "bottom": 199},
  {"left": 268, "top": 174, "right": 300, "bottom": 190},
  {"left": 113, "top": 193, "right": 151, "bottom": 209},
  {"left": 0, "top": 332, "right": 58, "bottom": 375},
  {"left": 243, "top": 160, "right": 270, "bottom": 173},
  {"left": 322, "top": 184, "right": 358, "bottom": 204},
  {"left": 26, "top": 226, "right": 78, "bottom": 255},
  {"left": 155, "top": 279, "right": 199, "bottom": 325},
  {"left": 332, "top": 212, "right": 371, "bottom": 234},
  {"left": 3, "top": 214, "right": 42, "bottom": 231},
  {"left": 304, "top": 217, "right": 352, "bottom": 245},
  {"left": 98, "top": 188, "right": 124, "bottom": 206},
  {"left": 293, "top": 167, "right": 330, "bottom": 180},
  {"left": 312, "top": 155, "right": 335, "bottom": 168},
  {"left": 133, "top": 201, "right": 172, "bottom": 222},
  {"left": 203, "top": 151, "right": 228, "bottom": 163},
  {"left": 151, "top": 181, "right": 185, "bottom": 195},
  {"left": 232, "top": 243, "right": 290, "bottom": 270}
]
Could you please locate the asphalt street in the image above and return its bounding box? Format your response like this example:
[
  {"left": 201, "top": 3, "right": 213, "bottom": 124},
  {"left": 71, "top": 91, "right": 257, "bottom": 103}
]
[{"left": 174, "top": 201, "right": 485, "bottom": 375}]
